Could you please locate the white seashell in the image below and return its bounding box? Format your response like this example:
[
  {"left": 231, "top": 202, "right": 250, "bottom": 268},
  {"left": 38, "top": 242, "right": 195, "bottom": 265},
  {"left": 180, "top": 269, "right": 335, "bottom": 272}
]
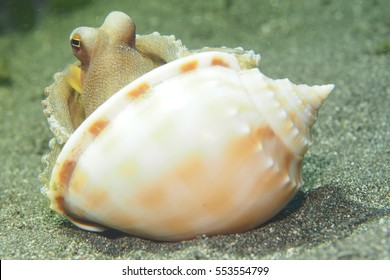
[{"left": 44, "top": 51, "right": 333, "bottom": 241}]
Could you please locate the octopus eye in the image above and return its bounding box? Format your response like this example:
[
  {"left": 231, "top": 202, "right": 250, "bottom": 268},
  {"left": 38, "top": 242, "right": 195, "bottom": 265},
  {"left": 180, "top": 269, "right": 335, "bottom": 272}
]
[{"left": 71, "top": 35, "right": 81, "bottom": 49}]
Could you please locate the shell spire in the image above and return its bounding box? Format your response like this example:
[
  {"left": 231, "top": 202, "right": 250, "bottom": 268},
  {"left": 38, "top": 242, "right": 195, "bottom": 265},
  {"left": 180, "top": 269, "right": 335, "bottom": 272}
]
[{"left": 241, "top": 69, "right": 334, "bottom": 157}]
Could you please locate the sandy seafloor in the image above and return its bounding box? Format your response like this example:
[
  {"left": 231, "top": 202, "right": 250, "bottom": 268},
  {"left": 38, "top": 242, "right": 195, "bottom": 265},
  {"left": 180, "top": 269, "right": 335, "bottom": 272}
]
[{"left": 0, "top": 0, "right": 389, "bottom": 259}]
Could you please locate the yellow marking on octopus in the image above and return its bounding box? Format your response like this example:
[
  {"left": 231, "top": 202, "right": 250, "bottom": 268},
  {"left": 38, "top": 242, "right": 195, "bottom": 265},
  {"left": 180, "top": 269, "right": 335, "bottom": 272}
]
[{"left": 65, "top": 63, "right": 83, "bottom": 93}]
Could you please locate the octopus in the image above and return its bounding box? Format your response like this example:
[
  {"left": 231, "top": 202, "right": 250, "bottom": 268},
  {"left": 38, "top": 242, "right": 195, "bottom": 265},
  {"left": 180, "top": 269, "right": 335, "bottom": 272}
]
[
  {"left": 40, "top": 11, "right": 259, "bottom": 192},
  {"left": 42, "top": 11, "right": 258, "bottom": 143}
]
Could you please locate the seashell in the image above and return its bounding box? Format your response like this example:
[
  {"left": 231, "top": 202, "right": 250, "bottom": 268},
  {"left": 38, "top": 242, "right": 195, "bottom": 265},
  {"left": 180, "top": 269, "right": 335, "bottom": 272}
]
[{"left": 41, "top": 12, "right": 334, "bottom": 241}]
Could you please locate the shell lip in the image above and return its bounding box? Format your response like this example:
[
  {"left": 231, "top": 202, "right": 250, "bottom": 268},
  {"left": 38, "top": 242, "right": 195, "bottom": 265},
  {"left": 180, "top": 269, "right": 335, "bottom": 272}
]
[{"left": 65, "top": 213, "right": 108, "bottom": 232}]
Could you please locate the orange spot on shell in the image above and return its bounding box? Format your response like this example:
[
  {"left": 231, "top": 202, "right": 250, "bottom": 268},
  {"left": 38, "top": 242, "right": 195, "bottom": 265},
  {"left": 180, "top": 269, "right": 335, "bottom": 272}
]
[
  {"left": 57, "top": 160, "right": 77, "bottom": 189},
  {"left": 126, "top": 82, "right": 150, "bottom": 99},
  {"left": 69, "top": 169, "right": 88, "bottom": 194},
  {"left": 175, "top": 153, "right": 204, "bottom": 180},
  {"left": 202, "top": 189, "right": 234, "bottom": 217},
  {"left": 88, "top": 117, "right": 109, "bottom": 137},
  {"left": 163, "top": 216, "right": 195, "bottom": 236},
  {"left": 267, "top": 83, "right": 278, "bottom": 92},
  {"left": 137, "top": 185, "right": 167, "bottom": 210},
  {"left": 53, "top": 196, "right": 66, "bottom": 216},
  {"left": 180, "top": 60, "right": 198, "bottom": 73},
  {"left": 289, "top": 110, "right": 299, "bottom": 126},
  {"left": 211, "top": 56, "right": 230, "bottom": 68},
  {"left": 85, "top": 187, "right": 110, "bottom": 210}
]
